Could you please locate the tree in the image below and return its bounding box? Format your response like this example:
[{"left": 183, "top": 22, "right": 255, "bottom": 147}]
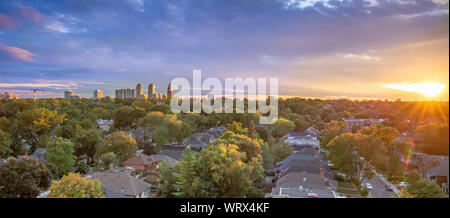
[
  {"left": 15, "top": 108, "right": 65, "bottom": 149},
  {"left": 174, "top": 144, "right": 259, "bottom": 198},
  {"left": 156, "top": 161, "right": 177, "bottom": 197},
  {"left": 270, "top": 118, "right": 295, "bottom": 138},
  {"left": 214, "top": 131, "right": 262, "bottom": 163},
  {"left": 73, "top": 129, "right": 103, "bottom": 164},
  {"left": 406, "top": 178, "right": 447, "bottom": 198},
  {"left": 46, "top": 137, "right": 76, "bottom": 177},
  {"left": 320, "top": 121, "right": 349, "bottom": 148},
  {"left": 138, "top": 112, "right": 191, "bottom": 152},
  {"left": 103, "top": 132, "right": 137, "bottom": 165},
  {"left": 406, "top": 169, "right": 422, "bottom": 185},
  {"left": 270, "top": 142, "right": 294, "bottom": 163},
  {"left": 48, "top": 173, "right": 105, "bottom": 198},
  {"left": 415, "top": 123, "right": 449, "bottom": 155},
  {"left": 0, "top": 158, "right": 51, "bottom": 198},
  {"left": 173, "top": 146, "right": 201, "bottom": 197},
  {"left": 100, "top": 152, "right": 116, "bottom": 168},
  {"left": 113, "top": 106, "right": 133, "bottom": 130},
  {"left": 0, "top": 129, "right": 12, "bottom": 158},
  {"left": 360, "top": 125, "right": 411, "bottom": 178},
  {"left": 327, "top": 133, "right": 374, "bottom": 188}
]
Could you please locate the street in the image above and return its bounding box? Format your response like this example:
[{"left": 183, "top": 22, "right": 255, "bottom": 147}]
[{"left": 363, "top": 173, "right": 396, "bottom": 198}]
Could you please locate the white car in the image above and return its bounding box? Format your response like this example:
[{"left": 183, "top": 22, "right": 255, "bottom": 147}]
[
  {"left": 398, "top": 182, "right": 409, "bottom": 187},
  {"left": 365, "top": 183, "right": 373, "bottom": 190}
]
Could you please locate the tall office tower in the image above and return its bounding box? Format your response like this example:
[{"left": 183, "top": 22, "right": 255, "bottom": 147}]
[
  {"left": 64, "top": 90, "right": 74, "bottom": 99},
  {"left": 167, "top": 83, "right": 173, "bottom": 98},
  {"left": 115, "top": 89, "right": 125, "bottom": 98},
  {"left": 94, "top": 89, "right": 103, "bottom": 99},
  {"left": 148, "top": 83, "right": 155, "bottom": 97},
  {"left": 136, "top": 83, "right": 143, "bottom": 97}
]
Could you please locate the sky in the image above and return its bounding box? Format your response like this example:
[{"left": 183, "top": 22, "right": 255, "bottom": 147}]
[{"left": 0, "top": 0, "right": 448, "bottom": 100}]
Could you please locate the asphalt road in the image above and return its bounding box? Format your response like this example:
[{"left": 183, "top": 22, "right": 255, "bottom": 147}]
[{"left": 363, "top": 174, "right": 396, "bottom": 198}]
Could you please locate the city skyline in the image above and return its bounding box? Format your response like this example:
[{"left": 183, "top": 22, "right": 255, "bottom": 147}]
[{"left": 0, "top": 0, "right": 449, "bottom": 101}]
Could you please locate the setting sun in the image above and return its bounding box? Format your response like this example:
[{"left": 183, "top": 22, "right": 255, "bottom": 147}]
[{"left": 382, "top": 82, "right": 446, "bottom": 97}]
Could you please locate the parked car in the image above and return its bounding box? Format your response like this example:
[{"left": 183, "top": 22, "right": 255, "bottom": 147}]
[
  {"left": 398, "top": 182, "right": 409, "bottom": 187},
  {"left": 385, "top": 185, "right": 393, "bottom": 191},
  {"left": 365, "top": 183, "right": 373, "bottom": 190}
]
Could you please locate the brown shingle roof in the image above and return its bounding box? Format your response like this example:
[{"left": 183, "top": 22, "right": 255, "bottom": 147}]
[{"left": 124, "top": 154, "right": 153, "bottom": 166}]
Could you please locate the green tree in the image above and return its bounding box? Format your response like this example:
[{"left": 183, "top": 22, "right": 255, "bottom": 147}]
[
  {"left": 0, "top": 158, "right": 51, "bottom": 198},
  {"left": 156, "top": 161, "right": 177, "bottom": 197},
  {"left": 270, "top": 142, "right": 294, "bottom": 163},
  {"left": 173, "top": 147, "right": 201, "bottom": 197},
  {"left": 138, "top": 112, "right": 191, "bottom": 152},
  {"left": 327, "top": 133, "right": 374, "bottom": 188},
  {"left": 15, "top": 108, "right": 66, "bottom": 149},
  {"left": 113, "top": 106, "right": 133, "bottom": 130},
  {"left": 73, "top": 129, "right": 104, "bottom": 164},
  {"left": 49, "top": 173, "right": 105, "bottom": 198},
  {"left": 103, "top": 132, "right": 137, "bottom": 165},
  {"left": 46, "top": 137, "right": 76, "bottom": 177},
  {"left": 270, "top": 118, "right": 295, "bottom": 138},
  {"left": 406, "top": 169, "right": 422, "bottom": 185},
  {"left": 406, "top": 179, "right": 448, "bottom": 198},
  {"left": 100, "top": 152, "right": 116, "bottom": 168},
  {"left": 0, "top": 129, "right": 12, "bottom": 158},
  {"left": 174, "top": 144, "right": 258, "bottom": 198}
]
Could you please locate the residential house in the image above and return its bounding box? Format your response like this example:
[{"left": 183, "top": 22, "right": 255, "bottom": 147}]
[
  {"left": 91, "top": 172, "right": 151, "bottom": 198},
  {"left": 123, "top": 153, "right": 159, "bottom": 182},
  {"left": 96, "top": 119, "right": 113, "bottom": 132},
  {"left": 285, "top": 132, "right": 320, "bottom": 150},
  {"left": 306, "top": 127, "right": 320, "bottom": 137},
  {"left": 268, "top": 172, "right": 337, "bottom": 198},
  {"left": 268, "top": 144, "right": 338, "bottom": 198},
  {"left": 342, "top": 118, "right": 386, "bottom": 131},
  {"left": 149, "top": 155, "right": 178, "bottom": 168},
  {"left": 407, "top": 152, "right": 449, "bottom": 193}
]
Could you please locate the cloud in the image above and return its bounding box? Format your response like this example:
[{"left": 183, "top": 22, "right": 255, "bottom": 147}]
[
  {"left": 341, "top": 53, "right": 380, "bottom": 60},
  {"left": 127, "top": 0, "right": 145, "bottom": 12},
  {"left": 19, "top": 7, "right": 43, "bottom": 23},
  {"left": 283, "top": 0, "right": 342, "bottom": 9},
  {"left": 0, "top": 14, "right": 15, "bottom": 29},
  {"left": 0, "top": 80, "right": 110, "bottom": 90},
  {"left": 0, "top": 43, "right": 37, "bottom": 62},
  {"left": 46, "top": 21, "right": 70, "bottom": 33},
  {"left": 395, "top": 8, "right": 449, "bottom": 19}
]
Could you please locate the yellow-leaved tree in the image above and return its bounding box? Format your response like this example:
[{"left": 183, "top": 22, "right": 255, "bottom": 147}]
[{"left": 49, "top": 173, "right": 105, "bottom": 198}]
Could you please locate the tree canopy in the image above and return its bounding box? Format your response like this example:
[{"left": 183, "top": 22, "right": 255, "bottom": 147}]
[{"left": 49, "top": 173, "right": 105, "bottom": 198}]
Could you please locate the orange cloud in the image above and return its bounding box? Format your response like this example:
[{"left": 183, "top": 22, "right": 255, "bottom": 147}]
[
  {"left": 0, "top": 14, "right": 16, "bottom": 29},
  {"left": 0, "top": 43, "right": 37, "bottom": 62},
  {"left": 19, "top": 7, "right": 43, "bottom": 23}
]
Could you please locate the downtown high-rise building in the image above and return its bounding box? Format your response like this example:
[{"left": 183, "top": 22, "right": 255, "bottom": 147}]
[
  {"left": 148, "top": 83, "right": 155, "bottom": 97},
  {"left": 136, "top": 83, "right": 143, "bottom": 98},
  {"left": 64, "top": 90, "right": 74, "bottom": 99},
  {"left": 94, "top": 89, "right": 103, "bottom": 99},
  {"left": 167, "top": 83, "right": 173, "bottom": 98}
]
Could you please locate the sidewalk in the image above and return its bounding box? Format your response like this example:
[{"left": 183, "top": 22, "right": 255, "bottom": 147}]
[{"left": 372, "top": 170, "right": 400, "bottom": 195}]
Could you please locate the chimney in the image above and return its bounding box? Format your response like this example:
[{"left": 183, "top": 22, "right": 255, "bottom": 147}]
[{"left": 109, "top": 164, "right": 114, "bottom": 172}]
